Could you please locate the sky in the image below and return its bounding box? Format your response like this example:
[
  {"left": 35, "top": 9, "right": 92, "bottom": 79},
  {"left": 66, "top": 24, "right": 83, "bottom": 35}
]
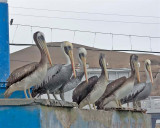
[{"left": 8, "top": 0, "right": 160, "bottom": 54}]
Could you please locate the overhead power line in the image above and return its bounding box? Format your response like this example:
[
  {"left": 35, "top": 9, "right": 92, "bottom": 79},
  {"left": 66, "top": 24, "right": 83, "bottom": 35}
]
[
  {"left": 9, "top": 6, "right": 160, "bottom": 19},
  {"left": 11, "top": 24, "right": 160, "bottom": 38},
  {"left": 9, "top": 24, "right": 160, "bottom": 54},
  {"left": 9, "top": 43, "right": 160, "bottom": 54},
  {"left": 10, "top": 13, "right": 160, "bottom": 25}
]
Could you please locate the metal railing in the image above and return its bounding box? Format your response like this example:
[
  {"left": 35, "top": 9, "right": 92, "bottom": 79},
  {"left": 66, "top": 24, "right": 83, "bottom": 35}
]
[{"left": 141, "top": 96, "right": 160, "bottom": 113}]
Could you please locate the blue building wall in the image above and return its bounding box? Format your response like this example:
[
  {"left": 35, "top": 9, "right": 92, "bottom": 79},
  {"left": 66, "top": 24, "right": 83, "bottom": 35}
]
[
  {"left": 0, "top": 105, "right": 40, "bottom": 128},
  {"left": 0, "top": 1, "right": 10, "bottom": 82}
]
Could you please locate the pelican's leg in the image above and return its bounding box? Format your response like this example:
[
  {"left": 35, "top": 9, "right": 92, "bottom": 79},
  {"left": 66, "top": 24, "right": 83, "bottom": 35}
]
[
  {"left": 115, "top": 99, "right": 119, "bottom": 108},
  {"left": 52, "top": 92, "right": 58, "bottom": 100},
  {"left": 35, "top": 94, "right": 40, "bottom": 99},
  {"left": 133, "top": 101, "right": 138, "bottom": 109},
  {"left": 49, "top": 91, "right": 63, "bottom": 106},
  {"left": 60, "top": 93, "right": 65, "bottom": 101},
  {"left": 93, "top": 104, "right": 96, "bottom": 109},
  {"left": 88, "top": 103, "right": 92, "bottom": 110},
  {"left": 118, "top": 101, "right": 122, "bottom": 108},
  {"left": 135, "top": 101, "right": 138, "bottom": 109},
  {"left": 28, "top": 89, "right": 32, "bottom": 99},
  {"left": 137, "top": 101, "right": 141, "bottom": 108},
  {"left": 47, "top": 90, "right": 53, "bottom": 105},
  {"left": 54, "top": 92, "right": 63, "bottom": 106},
  {"left": 47, "top": 90, "right": 51, "bottom": 100},
  {"left": 135, "top": 101, "right": 139, "bottom": 109},
  {"left": 133, "top": 101, "right": 135, "bottom": 108},
  {"left": 24, "top": 89, "right": 28, "bottom": 99}
]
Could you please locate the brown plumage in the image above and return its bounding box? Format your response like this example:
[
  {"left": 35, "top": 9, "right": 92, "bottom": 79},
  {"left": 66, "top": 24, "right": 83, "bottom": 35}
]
[
  {"left": 78, "top": 53, "right": 109, "bottom": 108},
  {"left": 6, "top": 62, "right": 38, "bottom": 89},
  {"left": 72, "top": 76, "right": 98, "bottom": 104},
  {"left": 96, "top": 54, "right": 140, "bottom": 109},
  {"left": 95, "top": 76, "right": 126, "bottom": 108},
  {"left": 4, "top": 31, "right": 52, "bottom": 98}
]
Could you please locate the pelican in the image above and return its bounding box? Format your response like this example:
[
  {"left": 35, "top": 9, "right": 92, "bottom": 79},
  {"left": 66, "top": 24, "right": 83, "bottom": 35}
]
[
  {"left": 31, "top": 41, "right": 76, "bottom": 100},
  {"left": 121, "top": 59, "right": 153, "bottom": 107},
  {"left": 4, "top": 31, "right": 52, "bottom": 98},
  {"left": 56, "top": 47, "right": 88, "bottom": 101},
  {"left": 72, "top": 75, "right": 98, "bottom": 107},
  {"left": 97, "top": 54, "right": 140, "bottom": 109},
  {"left": 95, "top": 76, "right": 126, "bottom": 108},
  {"left": 78, "top": 53, "right": 108, "bottom": 109},
  {"left": 71, "top": 48, "right": 98, "bottom": 106}
]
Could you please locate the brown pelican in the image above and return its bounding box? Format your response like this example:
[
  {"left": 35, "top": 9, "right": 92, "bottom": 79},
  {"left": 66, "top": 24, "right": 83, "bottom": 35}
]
[
  {"left": 95, "top": 76, "right": 126, "bottom": 108},
  {"left": 72, "top": 75, "right": 98, "bottom": 108},
  {"left": 121, "top": 59, "right": 153, "bottom": 107},
  {"left": 4, "top": 31, "right": 52, "bottom": 98},
  {"left": 71, "top": 48, "right": 98, "bottom": 106},
  {"left": 78, "top": 53, "right": 109, "bottom": 109},
  {"left": 56, "top": 47, "right": 88, "bottom": 101},
  {"left": 31, "top": 41, "right": 76, "bottom": 100},
  {"left": 97, "top": 54, "right": 140, "bottom": 109}
]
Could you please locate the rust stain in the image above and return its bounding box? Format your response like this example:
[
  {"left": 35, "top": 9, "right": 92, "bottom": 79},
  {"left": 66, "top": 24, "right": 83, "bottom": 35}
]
[
  {"left": 40, "top": 106, "right": 151, "bottom": 128},
  {"left": 53, "top": 107, "right": 77, "bottom": 128},
  {"left": 78, "top": 109, "right": 112, "bottom": 127}
]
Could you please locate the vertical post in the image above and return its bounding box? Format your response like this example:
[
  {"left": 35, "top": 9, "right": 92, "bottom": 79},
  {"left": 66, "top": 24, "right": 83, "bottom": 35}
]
[
  {"left": 0, "top": 1, "right": 26, "bottom": 98},
  {"left": 0, "top": 0, "right": 10, "bottom": 83},
  {"left": 111, "top": 33, "right": 113, "bottom": 50},
  {"left": 151, "top": 118, "right": 156, "bottom": 128}
]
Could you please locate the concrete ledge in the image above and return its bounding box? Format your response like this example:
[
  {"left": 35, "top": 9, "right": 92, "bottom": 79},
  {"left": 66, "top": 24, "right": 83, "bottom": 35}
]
[
  {"left": 0, "top": 99, "right": 78, "bottom": 107},
  {"left": 0, "top": 101, "right": 151, "bottom": 128},
  {"left": 41, "top": 107, "right": 151, "bottom": 128}
]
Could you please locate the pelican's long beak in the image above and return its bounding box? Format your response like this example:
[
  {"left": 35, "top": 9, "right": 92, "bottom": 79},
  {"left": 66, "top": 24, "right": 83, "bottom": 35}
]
[
  {"left": 68, "top": 50, "right": 76, "bottom": 78},
  {"left": 148, "top": 65, "right": 153, "bottom": 85},
  {"left": 134, "top": 61, "right": 140, "bottom": 83},
  {"left": 43, "top": 42, "right": 53, "bottom": 66},
  {"left": 81, "top": 56, "right": 88, "bottom": 83},
  {"left": 102, "top": 58, "right": 108, "bottom": 81}
]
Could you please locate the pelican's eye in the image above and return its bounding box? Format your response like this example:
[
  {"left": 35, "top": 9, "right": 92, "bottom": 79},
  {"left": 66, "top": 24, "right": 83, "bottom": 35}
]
[
  {"left": 64, "top": 46, "right": 69, "bottom": 55},
  {"left": 146, "top": 63, "right": 149, "bottom": 71},
  {"left": 68, "top": 46, "right": 72, "bottom": 50},
  {"left": 79, "top": 53, "right": 84, "bottom": 59}
]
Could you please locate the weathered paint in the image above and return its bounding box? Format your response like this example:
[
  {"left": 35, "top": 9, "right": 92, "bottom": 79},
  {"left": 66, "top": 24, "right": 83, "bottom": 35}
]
[
  {"left": 0, "top": 100, "right": 151, "bottom": 128},
  {"left": 0, "top": 1, "right": 10, "bottom": 82},
  {"left": 40, "top": 107, "right": 151, "bottom": 128}
]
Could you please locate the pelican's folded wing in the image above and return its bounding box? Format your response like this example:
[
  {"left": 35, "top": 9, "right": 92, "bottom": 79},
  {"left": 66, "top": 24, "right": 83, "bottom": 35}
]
[
  {"left": 6, "top": 62, "right": 38, "bottom": 88},
  {"left": 31, "top": 64, "right": 62, "bottom": 97},
  {"left": 72, "top": 76, "right": 98, "bottom": 104},
  {"left": 35, "top": 64, "right": 62, "bottom": 89},
  {"left": 95, "top": 76, "right": 126, "bottom": 106},
  {"left": 120, "top": 83, "right": 145, "bottom": 104},
  {"left": 58, "top": 71, "right": 84, "bottom": 93}
]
